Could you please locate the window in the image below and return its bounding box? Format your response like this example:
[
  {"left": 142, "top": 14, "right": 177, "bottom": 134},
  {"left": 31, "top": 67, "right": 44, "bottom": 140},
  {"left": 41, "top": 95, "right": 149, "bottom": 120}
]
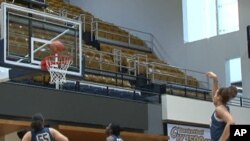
[
  {"left": 226, "top": 57, "right": 242, "bottom": 95},
  {"left": 228, "top": 58, "right": 242, "bottom": 84},
  {"left": 217, "top": 0, "right": 239, "bottom": 35},
  {"left": 182, "top": 0, "right": 239, "bottom": 43},
  {"left": 182, "top": 0, "right": 217, "bottom": 42}
]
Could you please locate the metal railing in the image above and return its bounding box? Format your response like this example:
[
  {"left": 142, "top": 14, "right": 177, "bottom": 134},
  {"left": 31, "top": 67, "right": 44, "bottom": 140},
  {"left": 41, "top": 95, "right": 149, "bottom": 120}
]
[
  {"left": 229, "top": 96, "right": 250, "bottom": 108},
  {"left": 3, "top": 1, "right": 250, "bottom": 108},
  {"left": 83, "top": 45, "right": 210, "bottom": 88},
  {"left": 0, "top": 3, "right": 214, "bottom": 90},
  {"left": 6, "top": 70, "right": 162, "bottom": 104},
  {"left": 91, "top": 20, "right": 153, "bottom": 51}
]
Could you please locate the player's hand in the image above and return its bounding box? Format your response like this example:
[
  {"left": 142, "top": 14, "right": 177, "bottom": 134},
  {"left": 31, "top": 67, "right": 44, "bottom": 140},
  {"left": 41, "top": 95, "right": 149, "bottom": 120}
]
[{"left": 206, "top": 71, "right": 218, "bottom": 79}]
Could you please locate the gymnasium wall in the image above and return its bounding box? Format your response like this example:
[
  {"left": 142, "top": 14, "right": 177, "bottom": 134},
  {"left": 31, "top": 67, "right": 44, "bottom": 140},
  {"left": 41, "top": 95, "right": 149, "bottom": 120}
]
[
  {"left": 0, "top": 9, "right": 2, "bottom": 38},
  {"left": 162, "top": 95, "right": 250, "bottom": 125},
  {"left": 0, "top": 132, "right": 19, "bottom": 141},
  {"left": 71, "top": 0, "right": 250, "bottom": 98},
  {"left": 4, "top": 132, "right": 19, "bottom": 141},
  {"left": 0, "top": 82, "right": 148, "bottom": 131},
  {"left": 146, "top": 104, "right": 163, "bottom": 134}
]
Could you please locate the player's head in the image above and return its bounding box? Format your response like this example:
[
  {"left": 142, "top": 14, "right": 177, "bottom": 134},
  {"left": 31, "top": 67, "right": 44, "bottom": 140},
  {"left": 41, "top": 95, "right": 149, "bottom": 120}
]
[
  {"left": 31, "top": 113, "right": 44, "bottom": 132},
  {"left": 110, "top": 123, "right": 121, "bottom": 136},
  {"left": 215, "top": 86, "right": 237, "bottom": 104}
]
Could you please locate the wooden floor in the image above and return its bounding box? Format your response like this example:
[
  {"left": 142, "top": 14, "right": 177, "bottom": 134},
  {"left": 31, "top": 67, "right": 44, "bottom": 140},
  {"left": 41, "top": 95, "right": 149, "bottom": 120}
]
[
  {"left": 0, "top": 119, "right": 168, "bottom": 141},
  {"left": 59, "top": 125, "right": 168, "bottom": 141}
]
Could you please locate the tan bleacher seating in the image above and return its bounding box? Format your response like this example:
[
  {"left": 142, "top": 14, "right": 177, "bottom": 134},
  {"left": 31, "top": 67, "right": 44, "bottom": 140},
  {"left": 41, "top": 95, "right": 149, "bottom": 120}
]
[
  {"left": 33, "top": 74, "right": 50, "bottom": 84},
  {"left": 99, "top": 43, "right": 200, "bottom": 87},
  {"left": 83, "top": 44, "right": 96, "bottom": 50},
  {"left": 7, "top": 0, "right": 200, "bottom": 89},
  {"left": 9, "top": 37, "right": 25, "bottom": 46},
  {"left": 8, "top": 45, "right": 27, "bottom": 56},
  {"left": 84, "top": 50, "right": 100, "bottom": 69},
  {"left": 187, "top": 76, "right": 199, "bottom": 87},
  {"left": 95, "top": 21, "right": 147, "bottom": 47},
  {"left": 47, "top": 0, "right": 64, "bottom": 9},
  {"left": 84, "top": 47, "right": 118, "bottom": 73},
  {"left": 9, "top": 23, "right": 29, "bottom": 36},
  {"left": 130, "top": 35, "right": 145, "bottom": 46},
  {"left": 46, "top": 0, "right": 94, "bottom": 32},
  {"left": 84, "top": 74, "right": 131, "bottom": 88},
  {"left": 101, "top": 54, "right": 119, "bottom": 72},
  {"left": 100, "top": 44, "right": 113, "bottom": 53}
]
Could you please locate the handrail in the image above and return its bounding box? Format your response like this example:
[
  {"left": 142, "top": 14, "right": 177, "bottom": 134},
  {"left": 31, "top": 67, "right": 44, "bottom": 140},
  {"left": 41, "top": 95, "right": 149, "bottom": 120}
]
[
  {"left": 90, "top": 20, "right": 173, "bottom": 66},
  {"left": 146, "top": 61, "right": 209, "bottom": 88},
  {"left": 229, "top": 96, "right": 250, "bottom": 108},
  {"left": 3, "top": 2, "right": 248, "bottom": 107},
  {"left": 91, "top": 20, "right": 153, "bottom": 51},
  {"left": 92, "top": 20, "right": 152, "bottom": 35},
  {"left": 83, "top": 47, "right": 134, "bottom": 73},
  {"left": 83, "top": 46, "right": 209, "bottom": 89},
  {"left": 150, "top": 34, "right": 167, "bottom": 62},
  {"left": 89, "top": 20, "right": 210, "bottom": 89}
]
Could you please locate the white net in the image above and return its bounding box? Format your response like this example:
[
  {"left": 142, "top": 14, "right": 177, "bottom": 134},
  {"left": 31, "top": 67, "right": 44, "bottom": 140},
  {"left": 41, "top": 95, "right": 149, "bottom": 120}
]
[{"left": 45, "top": 54, "right": 73, "bottom": 87}]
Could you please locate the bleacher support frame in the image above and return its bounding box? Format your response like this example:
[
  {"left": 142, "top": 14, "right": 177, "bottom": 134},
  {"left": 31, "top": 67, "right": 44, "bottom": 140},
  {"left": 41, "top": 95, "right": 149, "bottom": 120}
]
[{"left": 0, "top": 0, "right": 247, "bottom": 106}]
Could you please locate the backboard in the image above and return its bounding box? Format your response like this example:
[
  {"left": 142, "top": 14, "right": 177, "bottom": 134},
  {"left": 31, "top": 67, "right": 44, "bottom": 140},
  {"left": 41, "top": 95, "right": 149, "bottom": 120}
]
[{"left": 1, "top": 2, "right": 82, "bottom": 76}]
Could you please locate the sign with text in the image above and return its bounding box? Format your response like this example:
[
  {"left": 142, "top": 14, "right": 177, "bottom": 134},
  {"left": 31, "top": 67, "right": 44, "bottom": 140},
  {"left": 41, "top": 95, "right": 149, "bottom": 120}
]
[
  {"left": 230, "top": 125, "right": 250, "bottom": 141},
  {"left": 167, "top": 124, "right": 211, "bottom": 141}
]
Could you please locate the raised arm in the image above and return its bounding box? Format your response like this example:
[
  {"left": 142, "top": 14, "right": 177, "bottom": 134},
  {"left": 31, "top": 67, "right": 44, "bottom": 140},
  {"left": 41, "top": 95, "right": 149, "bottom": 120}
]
[
  {"left": 50, "top": 128, "right": 69, "bottom": 141},
  {"left": 206, "top": 71, "right": 219, "bottom": 102}
]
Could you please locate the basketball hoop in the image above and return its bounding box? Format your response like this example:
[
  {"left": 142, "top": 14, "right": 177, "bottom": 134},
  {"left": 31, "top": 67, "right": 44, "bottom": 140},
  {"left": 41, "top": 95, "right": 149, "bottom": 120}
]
[{"left": 44, "top": 54, "right": 73, "bottom": 89}]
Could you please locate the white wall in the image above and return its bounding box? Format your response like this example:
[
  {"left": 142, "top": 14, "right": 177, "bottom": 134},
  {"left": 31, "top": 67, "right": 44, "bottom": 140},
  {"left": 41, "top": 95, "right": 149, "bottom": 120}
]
[
  {"left": 0, "top": 9, "right": 2, "bottom": 37},
  {"left": 0, "top": 67, "right": 10, "bottom": 82},
  {"left": 162, "top": 95, "right": 250, "bottom": 125},
  {"left": 240, "top": 0, "right": 250, "bottom": 98},
  {"left": 0, "top": 132, "right": 19, "bottom": 141},
  {"left": 70, "top": 0, "right": 250, "bottom": 97}
]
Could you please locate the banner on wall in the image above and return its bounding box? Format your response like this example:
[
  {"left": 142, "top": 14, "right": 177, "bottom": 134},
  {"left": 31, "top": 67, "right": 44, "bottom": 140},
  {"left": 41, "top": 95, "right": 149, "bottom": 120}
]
[{"left": 167, "top": 123, "right": 211, "bottom": 141}]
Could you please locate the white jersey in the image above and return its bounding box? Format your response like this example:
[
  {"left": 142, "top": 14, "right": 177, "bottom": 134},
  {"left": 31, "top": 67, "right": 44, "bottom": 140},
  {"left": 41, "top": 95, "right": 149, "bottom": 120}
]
[{"left": 107, "top": 135, "right": 124, "bottom": 141}]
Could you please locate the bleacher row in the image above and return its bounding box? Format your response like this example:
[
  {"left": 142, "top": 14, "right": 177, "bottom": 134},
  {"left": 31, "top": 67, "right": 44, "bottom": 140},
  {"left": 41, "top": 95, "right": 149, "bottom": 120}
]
[
  {"left": 31, "top": 74, "right": 144, "bottom": 101},
  {"left": 3, "top": 0, "right": 208, "bottom": 98},
  {"left": 63, "top": 81, "right": 144, "bottom": 100},
  {"left": 30, "top": 74, "right": 161, "bottom": 103}
]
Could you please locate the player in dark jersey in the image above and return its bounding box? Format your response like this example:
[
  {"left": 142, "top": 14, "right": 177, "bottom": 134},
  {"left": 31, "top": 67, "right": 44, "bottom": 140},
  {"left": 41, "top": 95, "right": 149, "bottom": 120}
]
[
  {"left": 105, "top": 123, "right": 124, "bottom": 141},
  {"left": 206, "top": 72, "right": 237, "bottom": 141},
  {"left": 22, "top": 113, "right": 68, "bottom": 141}
]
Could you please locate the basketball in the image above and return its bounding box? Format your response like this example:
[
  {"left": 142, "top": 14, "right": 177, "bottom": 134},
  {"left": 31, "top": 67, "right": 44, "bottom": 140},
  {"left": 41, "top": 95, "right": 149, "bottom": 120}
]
[{"left": 49, "top": 40, "right": 65, "bottom": 53}]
